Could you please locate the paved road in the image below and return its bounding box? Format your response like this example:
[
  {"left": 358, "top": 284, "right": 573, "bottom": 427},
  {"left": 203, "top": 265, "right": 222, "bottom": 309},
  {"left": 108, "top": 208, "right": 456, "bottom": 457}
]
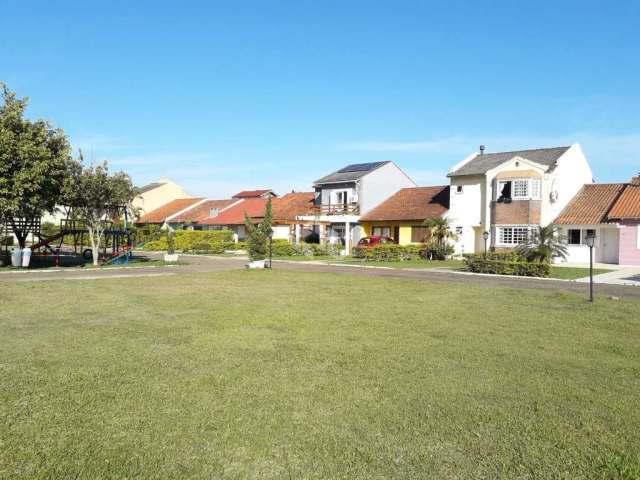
[{"left": 2, "top": 253, "right": 640, "bottom": 299}]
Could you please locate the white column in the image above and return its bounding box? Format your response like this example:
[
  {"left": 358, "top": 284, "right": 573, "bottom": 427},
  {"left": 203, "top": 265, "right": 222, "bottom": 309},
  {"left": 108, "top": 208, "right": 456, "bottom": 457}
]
[
  {"left": 319, "top": 224, "right": 326, "bottom": 244},
  {"left": 344, "top": 221, "right": 351, "bottom": 254},
  {"left": 295, "top": 224, "right": 301, "bottom": 244}
]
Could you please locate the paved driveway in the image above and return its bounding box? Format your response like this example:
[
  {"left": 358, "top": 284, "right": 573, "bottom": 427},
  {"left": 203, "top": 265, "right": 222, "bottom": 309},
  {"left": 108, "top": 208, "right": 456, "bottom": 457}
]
[{"left": 576, "top": 267, "right": 640, "bottom": 287}]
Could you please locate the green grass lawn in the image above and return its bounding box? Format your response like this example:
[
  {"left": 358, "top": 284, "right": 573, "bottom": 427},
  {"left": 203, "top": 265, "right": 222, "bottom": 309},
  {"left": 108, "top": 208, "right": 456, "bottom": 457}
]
[
  {"left": 1, "top": 271, "right": 639, "bottom": 478},
  {"left": 549, "top": 266, "right": 614, "bottom": 280}
]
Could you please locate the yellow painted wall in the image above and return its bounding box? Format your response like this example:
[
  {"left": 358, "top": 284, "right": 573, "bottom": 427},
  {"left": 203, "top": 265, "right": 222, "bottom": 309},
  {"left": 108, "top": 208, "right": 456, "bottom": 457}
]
[{"left": 361, "top": 221, "right": 423, "bottom": 245}]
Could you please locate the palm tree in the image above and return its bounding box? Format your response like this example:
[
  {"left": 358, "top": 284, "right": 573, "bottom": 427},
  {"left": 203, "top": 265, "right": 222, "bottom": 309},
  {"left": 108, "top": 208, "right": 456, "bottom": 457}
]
[
  {"left": 422, "top": 217, "right": 458, "bottom": 246},
  {"left": 516, "top": 225, "right": 568, "bottom": 263}
]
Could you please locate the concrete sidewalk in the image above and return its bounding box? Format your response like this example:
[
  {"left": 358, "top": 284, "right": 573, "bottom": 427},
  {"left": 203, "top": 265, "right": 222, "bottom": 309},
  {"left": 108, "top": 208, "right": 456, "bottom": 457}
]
[{"left": 575, "top": 267, "right": 640, "bottom": 287}]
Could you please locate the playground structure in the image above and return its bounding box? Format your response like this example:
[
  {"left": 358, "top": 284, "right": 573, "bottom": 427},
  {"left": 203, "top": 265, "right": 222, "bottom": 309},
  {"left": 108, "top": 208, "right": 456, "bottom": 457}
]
[{"left": 1, "top": 206, "right": 134, "bottom": 267}]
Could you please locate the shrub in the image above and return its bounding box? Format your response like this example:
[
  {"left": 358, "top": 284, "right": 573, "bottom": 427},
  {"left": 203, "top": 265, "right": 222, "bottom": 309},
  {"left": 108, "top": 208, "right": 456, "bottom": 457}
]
[
  {"left": 464, "top": 254, "right": 550, "bottom": 277},
  {"left": 1, "top": 235, "right": 14, "bottom": 247},
  {"left": 142, "top": 230, "right": 234, "bottom": 253},
  {"left": 353, "top": 244, "right": 423, "bottom": 261},
  {"left": 270, "top": 239, "right": 296, "bottom": 257},
  {"left": 419, "top": 244, "right": 455, "bottom": 260},
  {"left": 136, "top": 224, "right": 163, "bottom": 244}
]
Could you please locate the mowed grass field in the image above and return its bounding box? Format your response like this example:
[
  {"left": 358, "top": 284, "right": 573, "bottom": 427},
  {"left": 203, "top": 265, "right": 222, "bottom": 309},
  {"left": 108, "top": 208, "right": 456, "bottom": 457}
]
[{"left": 1, "top": 270, "right": 639, "bottom": 479}]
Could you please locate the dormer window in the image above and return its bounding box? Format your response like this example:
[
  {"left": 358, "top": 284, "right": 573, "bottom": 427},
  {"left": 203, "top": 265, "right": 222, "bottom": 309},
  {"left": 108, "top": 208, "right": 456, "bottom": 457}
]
[{"left": 209, "top": 208, "right": 220, "bottom": 218}]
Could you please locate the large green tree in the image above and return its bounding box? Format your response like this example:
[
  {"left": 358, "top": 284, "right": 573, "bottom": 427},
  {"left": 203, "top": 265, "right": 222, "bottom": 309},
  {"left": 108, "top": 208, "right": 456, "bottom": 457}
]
[
  {"left": 63, "top": 155, "right": 135, "bottom": 265},
  {"left": 0, "top": 83, "right": 72, "bottom": 248}
]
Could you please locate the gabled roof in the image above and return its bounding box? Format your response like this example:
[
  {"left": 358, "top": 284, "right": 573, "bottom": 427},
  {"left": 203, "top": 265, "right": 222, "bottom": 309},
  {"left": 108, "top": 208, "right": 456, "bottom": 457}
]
[
  {"left": 272, "top": 192, "right": 315, "bottom": 222},
  {"left": 630, "top": 175, "right": 640, "bottom": 186},
  {"left": 360, "top": 186, "right": 450, "bottom": 222},
  {"left": 608, "top": 184, "right": 640, "bottom": 220},
  {"left": 232, "top": 189, "right": 275, "bottom": 199},
  {"left": 169, "top": 199, "right": 237, "bottom": 223},
  {"left": 554, "top": 184, "right": 626, "bottom": 225},
  {"left": 200, "top": 198, "right": 268, "bottom": 225},
  {"left": 313, "top": 161, "right": 390, "bottom": 185},
  {"left": 137, "top": 198, "right": 204, "bottom": 224},
  {"left": 136, "top": 182, "right": 165, "bottom": 194},
  {"left": 449, "top": 146, "right": 570, "bottom": 177}
]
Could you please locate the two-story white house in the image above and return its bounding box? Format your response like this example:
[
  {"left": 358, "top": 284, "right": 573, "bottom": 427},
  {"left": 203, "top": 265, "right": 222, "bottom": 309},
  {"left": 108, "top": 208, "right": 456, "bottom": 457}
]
[
  {"left": 446, "top": 144, "right": 593, "bottom": 254},
  {"left": 297, "top": 161, "right": 416, "bottom": 253}
]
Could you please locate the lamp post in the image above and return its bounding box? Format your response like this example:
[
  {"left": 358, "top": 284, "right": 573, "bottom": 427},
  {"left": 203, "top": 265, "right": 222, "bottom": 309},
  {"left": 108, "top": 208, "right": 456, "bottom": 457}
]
[
  {"left": 483, "top": 230, "right": 489, "bottom": 255},
  {"left": 586, "top": 231, "right": 596, "bottom": 303},
  {"left": 266, "top": 227, "right": 273, "bottom": 269}
]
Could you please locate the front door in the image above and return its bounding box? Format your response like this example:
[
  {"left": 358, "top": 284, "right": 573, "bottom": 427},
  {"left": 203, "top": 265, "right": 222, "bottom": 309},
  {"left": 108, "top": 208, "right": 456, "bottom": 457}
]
[{"left": 601, "top": 228, "right": 620, "bottom": 264}]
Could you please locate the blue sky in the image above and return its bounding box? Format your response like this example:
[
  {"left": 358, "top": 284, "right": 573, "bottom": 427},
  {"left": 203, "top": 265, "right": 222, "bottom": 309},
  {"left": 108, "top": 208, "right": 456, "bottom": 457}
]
[{"left": 2, "top": 1, "right": 639, "bottom": 196}]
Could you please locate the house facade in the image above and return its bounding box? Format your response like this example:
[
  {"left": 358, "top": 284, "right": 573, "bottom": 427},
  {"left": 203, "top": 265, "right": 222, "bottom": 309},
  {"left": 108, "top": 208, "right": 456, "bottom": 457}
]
[
  {"left": 297, "top": 161, "right": 416, "bottom": 253},
  {"left": 133, "top": 178, "right": 191, "bottom": 217},
  {"left": 555, "top": 176, "right": 640, "bottom": 265},
  {"left": 446, "top": 144, "right": 593, "bottom": 254},
  {"left": 359, "top": 186, "right": 450, "bottom": 245}
]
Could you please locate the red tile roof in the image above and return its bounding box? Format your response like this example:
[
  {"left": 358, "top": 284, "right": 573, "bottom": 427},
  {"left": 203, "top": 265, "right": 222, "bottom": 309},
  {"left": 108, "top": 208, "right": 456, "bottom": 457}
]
[
  {"left": 170, "top": 199, "right": 237, "bottom": 223},
  {"left": 360, "top": 186, "right": 450, "bottom": 222},
  {"left": 554, "top": 184, "right": 625, "bottom": 224},
  {"left": 137, "top": 198, "right": 204, "bottom": 224},
  {"left": 608, "top": 185, "right": 640, "bottom": 220},
  {"left": 200, "top": 198, "right": 268, "bottom": 225},
  {"left": 232, "top": 189, "right": 274, "bottom": 199},
  {"left": 272, "top": 192, "right": 315, "bottom": 222}
]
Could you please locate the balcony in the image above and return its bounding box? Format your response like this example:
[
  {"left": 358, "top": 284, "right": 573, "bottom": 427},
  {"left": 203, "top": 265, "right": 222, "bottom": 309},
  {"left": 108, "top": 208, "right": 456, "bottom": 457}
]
[{"left": 311, "top": 202, "right": 359, "bottom": 215}]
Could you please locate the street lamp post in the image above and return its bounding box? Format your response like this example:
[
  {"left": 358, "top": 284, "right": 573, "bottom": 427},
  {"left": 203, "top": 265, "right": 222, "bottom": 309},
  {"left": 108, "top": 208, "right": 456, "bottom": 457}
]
[
  {"left": 266, "top": 227, "right": 273, "bottom": 269},
  {"left": 482, "top": 231, "right": 490, "bottom": 255},
  {"left": 586, "top": 231, "right": 596, "bottom": 303}
]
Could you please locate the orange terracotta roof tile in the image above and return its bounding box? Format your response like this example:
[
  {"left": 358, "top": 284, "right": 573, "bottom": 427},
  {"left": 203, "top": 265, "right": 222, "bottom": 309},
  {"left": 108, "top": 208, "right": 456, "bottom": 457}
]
[
  {"left": 272, "top": 192, "right": 315, "bottom": 222},
  {"left": 554, "top": 184, "right": 625, "bottom": 225},
  {"left": 170, "top": 199, "right": 237, "bottom": 223},
  {"left": 360, "top": 186, "right": 450, "bottom": 222},
  {"left": 233, "top": 189, "right": 274, "bottom": 199},
  {"left": 200, "top": 198, "right": 268, "bottom": 225},
  {"left": 137, "top": 198, "right": 204, "bottom": 224},
  {"left": 608, "top": 185, "right": 640, "bottom": 220}
]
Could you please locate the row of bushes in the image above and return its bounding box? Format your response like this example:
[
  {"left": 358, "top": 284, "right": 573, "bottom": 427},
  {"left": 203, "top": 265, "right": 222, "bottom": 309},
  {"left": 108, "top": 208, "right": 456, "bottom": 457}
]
[
  {"left": 143, "top": 230, "right": 235, "bottom": 254},
  {"left": 269, "top": 240, "right": 342, "bottom": 257},
  {"left": 352, "top": 243, "right": 455, "bottom": 262},
  {"left": 464, "top": 253, "right": 551, "bottom": 277}
]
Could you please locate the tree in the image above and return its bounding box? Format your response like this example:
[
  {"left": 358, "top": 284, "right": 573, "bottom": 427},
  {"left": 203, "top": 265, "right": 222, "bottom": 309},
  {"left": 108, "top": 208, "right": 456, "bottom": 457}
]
[
  {"left": 0, "top": 83, "right": 72, "bottom": 248},
  {"left": 422, "top": 217, "right": 458, "bottom": 246},
  {"left": 244, "top": 198, "right": 272, "bottom": 262},
  {"left": 516, "top": 225, "right": 568, "bottom": 263},
  {"left": 63, "top": 155, "right": 135, "bottom": 265}
]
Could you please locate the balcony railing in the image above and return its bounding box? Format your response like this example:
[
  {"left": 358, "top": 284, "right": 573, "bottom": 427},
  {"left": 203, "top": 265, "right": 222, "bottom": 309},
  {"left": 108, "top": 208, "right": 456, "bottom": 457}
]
[{"left": 311, "top": 203, "right": 359, "bottom": 215}]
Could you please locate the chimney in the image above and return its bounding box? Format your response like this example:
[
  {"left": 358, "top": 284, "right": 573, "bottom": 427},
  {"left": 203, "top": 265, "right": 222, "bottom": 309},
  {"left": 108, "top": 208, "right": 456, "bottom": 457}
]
[{"left": 479, "top": 145, "right": 485, "bottom": 155}]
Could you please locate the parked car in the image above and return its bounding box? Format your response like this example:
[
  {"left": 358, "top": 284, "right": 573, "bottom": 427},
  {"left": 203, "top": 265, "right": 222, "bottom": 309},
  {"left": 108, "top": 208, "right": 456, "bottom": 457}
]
[{"left": 357, "top": 236, "right": 396, "bottom": 248}]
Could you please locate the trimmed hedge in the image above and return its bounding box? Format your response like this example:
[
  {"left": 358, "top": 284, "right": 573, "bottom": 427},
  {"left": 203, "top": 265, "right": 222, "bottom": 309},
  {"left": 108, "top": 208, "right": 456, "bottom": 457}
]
[
  {"left": 143, "top": 230, "right": 235, "bottom": 254},
  {"left": 464, "top": 253, "right": 550, "bottom": 277},
  {"left": 353, "top": 244, "right": 422, "bottom": 261},
  {"left": 352, "top": 243, "right": 455, "bottom": 262},
  {"left": 272, "top": 240, "right": 341, "bottom": 257}
]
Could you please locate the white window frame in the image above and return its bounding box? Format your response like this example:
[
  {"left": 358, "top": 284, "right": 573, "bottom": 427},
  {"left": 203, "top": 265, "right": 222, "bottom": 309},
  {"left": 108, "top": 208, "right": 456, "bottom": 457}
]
[
  {"left": 455, "top": 226, "right": 463, "bottom": 235},
  {"left": 497, "top": 178, "right": 541, "bottom": 200},
  {"left": 496, "top": 226, "right": 531, "bottom": 246},
  {"left": 566, "top": 228, "right": 599, "bottom": 247}
]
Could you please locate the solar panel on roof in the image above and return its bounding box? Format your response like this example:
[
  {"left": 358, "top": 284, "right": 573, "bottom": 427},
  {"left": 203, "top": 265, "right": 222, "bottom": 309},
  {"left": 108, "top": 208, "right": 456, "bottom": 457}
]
[{"left": 337, "top": 162, "right": 386, "bottom": 173}]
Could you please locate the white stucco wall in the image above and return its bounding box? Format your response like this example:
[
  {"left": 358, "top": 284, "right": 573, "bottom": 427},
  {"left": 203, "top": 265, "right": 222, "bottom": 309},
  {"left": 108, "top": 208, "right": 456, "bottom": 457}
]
[
  {"left": 447, "top": 174, "right": 484, "bottom": 254},
  {"left": 542, "top": 144, "right": 594, "bottom": 225},
  {"left": 359, "top": 162, "right": 416, "bottom": 214},
  {"left": 133, "top": 179, "right": 191, "bottom": 217}
]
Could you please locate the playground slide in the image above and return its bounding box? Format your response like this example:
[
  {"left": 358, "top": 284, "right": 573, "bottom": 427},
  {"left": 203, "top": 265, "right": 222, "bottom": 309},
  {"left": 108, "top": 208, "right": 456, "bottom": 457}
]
[
  {"left": 103, "top": 245, "right": 133, "bottom": 265},
  {"left": 30, "top": 231, "right": 66, "bottom": 250}
]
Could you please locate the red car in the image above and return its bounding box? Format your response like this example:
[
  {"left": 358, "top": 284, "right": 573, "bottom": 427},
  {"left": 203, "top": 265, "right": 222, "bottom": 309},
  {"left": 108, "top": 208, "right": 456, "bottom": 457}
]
[{"left": 357, "top": 235, "right": 396, "bottom": 248}]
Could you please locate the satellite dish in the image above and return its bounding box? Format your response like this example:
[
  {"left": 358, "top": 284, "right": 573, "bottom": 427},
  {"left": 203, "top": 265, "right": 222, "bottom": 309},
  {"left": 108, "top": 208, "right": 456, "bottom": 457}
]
[{"left": 550, "top": 179, "right": 559, "bottom": 202}]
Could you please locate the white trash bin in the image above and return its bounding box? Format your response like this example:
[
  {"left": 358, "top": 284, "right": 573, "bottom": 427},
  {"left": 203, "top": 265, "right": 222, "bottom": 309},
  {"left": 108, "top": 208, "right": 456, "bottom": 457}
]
[
  {"left": 11, "top": 248, "right": 22, "bottom": 267},
  {"left": 21, "top": 247, "right": 32, "bottom": 268}
]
